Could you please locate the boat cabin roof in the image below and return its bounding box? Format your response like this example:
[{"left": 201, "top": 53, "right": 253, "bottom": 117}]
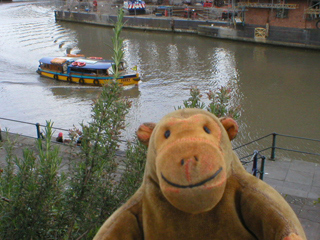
[{"left": 39, "top": 57, "right": 114, "bottom": 70}]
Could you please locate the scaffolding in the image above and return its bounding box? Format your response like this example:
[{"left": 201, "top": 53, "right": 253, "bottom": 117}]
[
  {"left": 305, "top": 1, "right": 320, "bottom": 16},
  {"left": 237, "top": 2, "right": 299, "bottom": 9}
]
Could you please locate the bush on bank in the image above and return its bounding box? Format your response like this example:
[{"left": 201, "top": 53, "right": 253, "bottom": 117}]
[
  {"left": 177, "top": 85, "right": 240, "bottom": 120},
  {"left": 0, "top": 9, "right": 140, "bottom": 240}
]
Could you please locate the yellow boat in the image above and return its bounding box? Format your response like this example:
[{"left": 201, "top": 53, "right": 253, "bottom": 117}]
[{"left": 36, "top": 55, "right": 140, "bottom": 86}]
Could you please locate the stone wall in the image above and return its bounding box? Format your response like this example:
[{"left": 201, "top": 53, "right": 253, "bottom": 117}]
[
  {"left": 55, "top": 10, "right": 320, "bottom": 49},
  {"left": 55, "top": 10, "right": 228, "bottom": 31},
  {"left": 198, "top": 24, "right": 320, "bottom": 49}
]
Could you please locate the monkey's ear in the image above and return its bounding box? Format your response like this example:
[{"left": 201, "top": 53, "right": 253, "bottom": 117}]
[
  {"left": 220, "top": 117, "right": 238, "bottom": 141},
  {"left": 136, "top": 123, "right": 156, "bottom": 146}
]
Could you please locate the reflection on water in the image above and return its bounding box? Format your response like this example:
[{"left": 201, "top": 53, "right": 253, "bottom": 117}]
[
  {"left": 49, "top": 85, "right": 140, "bottom": 100},
  {"left": 0, "top": 1, "right": 319, "bottom": 161}
]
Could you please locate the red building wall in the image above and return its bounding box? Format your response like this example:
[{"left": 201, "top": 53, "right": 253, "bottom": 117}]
[{"left": 243, "top": 0, "right": 318, "bottom": 29}]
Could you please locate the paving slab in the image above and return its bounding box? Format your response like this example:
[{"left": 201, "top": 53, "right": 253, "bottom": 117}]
[
  {"left": 309, "top": 186, "right": 320, "bottom": 199},
  {"left": 299, "top": 219, "right": 320, "bottom": 240},
  {"left": 264, "top": 165, "right": 289, "bottom": 181},
  {"left": 290, "top": 159, "right": 317, "bottom": 173},
  {"left": 263, "top": 177, "right": 284, "bottom": 191},
  {"left": 313, "top": 172, "right": 320, "bottom": 188},
  {"left": 286, "top": 169, "right": 314, "bottom": 186}
]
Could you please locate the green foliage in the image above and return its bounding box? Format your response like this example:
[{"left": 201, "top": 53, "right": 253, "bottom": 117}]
[
  {"left": 64, "top": 80, "right": 131, "bottom": 239},
  {"left": 0, "top": 123, "right": 65, "bottom": 239},
  {"left": 176, "top": 86, "right": 241, "bottom": 119},
  {"left": 176, "top": 86, "right": 206, "bottom": 110},
  {"left": 112, "top": 8, "right": 125, "bottom": 78},
  {"left": 0, "top": 82, "right": 132, "bottom": 240},
  {"left": 61, "top": 8, "right": 131, "bottom": 239},
  {"left": 0, "top": 8, "right": 135, "bottom": 240},
  {"left": 117, "top": 138, "right": 147, "bottom": 202},
  {"left": 206, "top": 86, "right": 241, "bottom": 119}
]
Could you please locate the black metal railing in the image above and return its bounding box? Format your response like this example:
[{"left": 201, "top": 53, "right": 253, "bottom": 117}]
[
  {"left": 234, "top": 132, "right": 320, "bottom": 161},
  {"left": 0, "top": 117, "right": 70, "bottom": 140},
  {"left": 1, "top": 117, "right": 319, "bottom": 163},
  {"left": 241, "top": 150, "right": 266, "bottom": 180}
]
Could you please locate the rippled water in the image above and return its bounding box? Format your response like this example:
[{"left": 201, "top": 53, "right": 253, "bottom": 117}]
[{"left": 1, "top": 1, "right": 319, "bottom": 161}]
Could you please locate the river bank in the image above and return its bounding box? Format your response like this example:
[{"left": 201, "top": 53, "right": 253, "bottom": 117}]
[{"left": 54, "top": 10, "right": 320, "bottom": 50}]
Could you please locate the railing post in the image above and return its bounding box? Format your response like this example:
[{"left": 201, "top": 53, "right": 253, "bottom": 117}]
[
  {"left": 270, "top": 132, "right": 277, "bottom": 160},
  {"left": 252, "top": 151, "right": 258, "bottom": 177},
  {"left": 36, "top": 123, "right": 41, "bottom": 139},
  {"left": 260, "top": 156, "right": 266, "bottom": 180},
  {"left": 0, "top": 123, "right": 2, "bottom": 142}
]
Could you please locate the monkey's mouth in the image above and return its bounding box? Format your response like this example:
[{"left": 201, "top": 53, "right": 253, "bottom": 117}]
[{"left": 161, "top": 167, "right": 223, "bottom": 189}]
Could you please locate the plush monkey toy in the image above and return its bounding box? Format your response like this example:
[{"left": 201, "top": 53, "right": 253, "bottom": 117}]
[{"left": 94, "top": 108, "right": 306, "bottom": 240}]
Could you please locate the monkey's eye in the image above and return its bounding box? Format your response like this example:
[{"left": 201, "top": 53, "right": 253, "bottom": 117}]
[
  {"left": 203, "top": 126, "right": 211, "bottom": 134},
  {"left": 164, "top": 130, "right": 171, "bottom": 139}
]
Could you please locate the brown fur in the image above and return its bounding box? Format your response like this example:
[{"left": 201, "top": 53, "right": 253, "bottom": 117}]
[{"left": 94, "top": 108, "right": 306, "bottom": 240}]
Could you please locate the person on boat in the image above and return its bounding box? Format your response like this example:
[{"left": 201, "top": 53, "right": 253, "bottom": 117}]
[{"left": 63, "top": 63, "right": 68, "bottom": 73}]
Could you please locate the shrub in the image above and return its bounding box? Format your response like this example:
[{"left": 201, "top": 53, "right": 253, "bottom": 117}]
[
  {"left": 0, "top": 122, "right": 65, "bottom": 239},
  {"left": 177, "top": 85, "right": 241, "bottom": 120},
  {"left": 117, "top": 138, "right": 147, "bottom": 202},
  {"left": 0, "top": 9, "right": 133, "bottom": 240}
]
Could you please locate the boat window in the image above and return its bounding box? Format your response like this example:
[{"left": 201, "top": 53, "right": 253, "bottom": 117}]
[
  {"left": 119, "top": 61, "right": 128, "bottom": 70},
  {"left": 63, "top": 64, "right": 68, "bottom": 73},
  {"left": 69, "top": 67, "right": 106, "bottom": 75},
  {"left": 119, "top": 62, "right": 125, "bottom": 70},
  {"left": 47, "top": 64, "right": 63, "bottom": 72},
  {"left": 97, "top": 69, "right": 108, "bottom": 75},
  {"left": 107, "top": 62, "right": 127, "bottom": 74},
  {"left": 40, "top": 63, "right": 51, "bottom": 69}
]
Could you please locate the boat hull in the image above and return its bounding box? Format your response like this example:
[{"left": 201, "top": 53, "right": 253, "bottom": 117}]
[{"left": 37, "top": 69, "right": 140, "bottom": 86}]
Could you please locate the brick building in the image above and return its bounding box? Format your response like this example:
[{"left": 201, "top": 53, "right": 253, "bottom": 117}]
[{"left": 237, "top": 0, "right": 320, "bottom": 29}]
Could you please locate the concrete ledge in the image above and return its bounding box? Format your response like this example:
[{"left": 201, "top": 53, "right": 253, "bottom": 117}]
[
  {"left": 198, "top": 25, "right": 320, "bottom": 50},
  {"left": 55, "top": 10, "right": 320, "bottom": 50}
]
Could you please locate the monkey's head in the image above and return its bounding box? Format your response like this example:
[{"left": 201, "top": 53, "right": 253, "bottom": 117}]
[{"left": 137, "top": 108, "right": 238, "bottom": 214}]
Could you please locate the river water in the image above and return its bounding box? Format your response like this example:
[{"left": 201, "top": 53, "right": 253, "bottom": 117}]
[{"left": 0, "top": 1, "right": 319, "bottom": 161}]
